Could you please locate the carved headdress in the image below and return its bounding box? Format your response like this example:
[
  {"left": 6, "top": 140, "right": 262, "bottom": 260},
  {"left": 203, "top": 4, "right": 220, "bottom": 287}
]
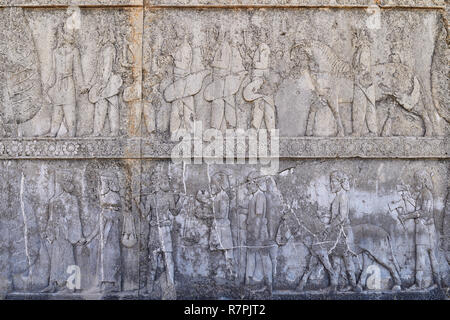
[
  {"left": 330, "top": 170, "right": 350, "bottom": 191},
  {"left": 414, "top": 169, "right": 433, "bottom": 191}
]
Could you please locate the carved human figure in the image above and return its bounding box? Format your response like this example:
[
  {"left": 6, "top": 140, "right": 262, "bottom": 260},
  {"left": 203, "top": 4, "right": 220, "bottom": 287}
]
[
  {"left": 326, "top": 171, "right": 362, "bottom": 292},
  {"left": 351, "top": 29, "right": 377, "bottom": 136},
  {"left": 245, "top": 171, "right": 273, "bottom": 293},
  {"left": 182, "top": 189, "right": 211, "bottom": 245},
  {"left": 89, "top": 27, "right": 123, "bottom": 136},
  {"left": 44, "top": 23, "right": 88, "bottom": 137},
  {"left": 209, "top": 172, "right": 234, "bottom": 278},
  {"left": 164, "top": 29, "right": 208, "bottom": 137},
  {"left": 265, "top": 176, "right": 284, "bottom": 283},
  {"left": 121, "top": 30, "right": 143, "bottom": 135},
  {"left": 204, "top": 31, "right": 246, "bottom": 131},
  {"left": 399, "top": 170, "right": 442, "bottom": 290},
  {"left": 235, "top": 180, "right": 250, "bottom": 282},
  {"left": 140, "top": 171, "right": 179, "bottom": 299},
  {"left": 296, "top": 50, "right": 331, "bottom": 137},
  {"left": 41, "top": 170, "right": 84, "bottom": 293},
  {"left": 86, "top": 172, "right": 122, "bottom": 293},
  {"left": 243, "top": 28, "right": 276, "bottom": 130}
]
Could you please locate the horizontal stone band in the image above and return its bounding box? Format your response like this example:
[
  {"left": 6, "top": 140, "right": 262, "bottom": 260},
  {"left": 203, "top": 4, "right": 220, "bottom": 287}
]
[{"left": 0, "top": 137, "right": 446, "bottom": 159}]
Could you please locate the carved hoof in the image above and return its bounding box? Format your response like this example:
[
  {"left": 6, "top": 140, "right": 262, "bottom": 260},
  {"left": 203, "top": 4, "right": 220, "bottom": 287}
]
[
  {"left": 296, "top": 282, "right": 306, "bottom": 292},
  {"left": 325, "top": 285, "right": 337, "bottom": 294},
  {"left": 353, "top": 284, "right": 363, "bottom": 293},
  {"left": 41, "top": 283, "right": 56, "bottom": 294},
  {"left": 392, "top": 285, "right": 401, "bottom": 292}
]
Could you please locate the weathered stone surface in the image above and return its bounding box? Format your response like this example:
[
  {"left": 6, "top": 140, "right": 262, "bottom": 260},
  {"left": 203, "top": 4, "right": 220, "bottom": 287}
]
[{"left": 0, "top": 1, "right": 448, "bottom": 300}]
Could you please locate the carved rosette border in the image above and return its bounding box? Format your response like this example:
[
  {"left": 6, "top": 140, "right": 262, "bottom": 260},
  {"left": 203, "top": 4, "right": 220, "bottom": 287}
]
[{"left": 0, "top": 137, "right": 445, "bottom": 159}]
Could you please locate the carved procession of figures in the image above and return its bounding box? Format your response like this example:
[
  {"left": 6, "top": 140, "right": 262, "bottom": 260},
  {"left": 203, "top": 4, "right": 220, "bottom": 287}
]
[
  {"left": 0, "top": 160, "right": 448, "bottom": 298},
  {"left": 0, "top": 8, "right": 448, "bottom": 138},
  {"left": 145, "top": 9, "right": 449, "bottom": 138},
  {"left": 0, "top": 7, "right": 141, "bottom": 138}
]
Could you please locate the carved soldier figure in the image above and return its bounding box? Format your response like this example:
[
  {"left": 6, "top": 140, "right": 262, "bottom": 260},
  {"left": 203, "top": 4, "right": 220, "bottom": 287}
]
[
  {"left": 204, "top": 31, "right": 246, "bottom": 131},
  {"left": 89, "top": 26, "right": 123, "bottom": 136},
  {"left": 164, "top": 28, "right": 208, "bottom": 138},
  {"left": 243, "top": 28, "right": 276, "bottom": 130},
  {"left": 140, "top": 171, "right": 180, "bottom": 299},
  {"left": 351, "top": 29, "right": 377, "bottom": 136},
  {"left": 42, "top": 170, "right": 84, "bottom": 293},
  {"left": 245, "top": 171, "right": 273, "bottom": 294},
  {"left": 86, "top": 171, "right": 122, "bottom": 293},
  {"left": 209, "top": 172, "right": 234, "bottom": 278},
  {"left": 44, "top": 23, "right": 88, "bottom": 137},
  {"left": 265, "top": 176, "right": 284, "bottom": 284},
  {"left": 399, "top": 170, "right": 442, "bottom": 290}
]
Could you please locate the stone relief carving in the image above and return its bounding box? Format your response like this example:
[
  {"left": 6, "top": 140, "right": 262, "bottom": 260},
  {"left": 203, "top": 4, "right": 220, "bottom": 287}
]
[
  {"left": 0, "top": 8, "right": 45, "bottom": 137},
  {"left": 145, "top": 9, "right": 448, "bottom": 140},
  {"left": 0, "top": 7, "right": 142, "bottom": 138},
  {"left": 45, "top": 22, "right": 89, "bottom": 137},
  {"left": 0, "top": 160, "right": 448, "bottom": 298},
  {"left": 0, "top": 2, "right": 448, "bottom": 301},
  {"left": 41, "top": 170, "right": 84, "bottom": 293},
  {"left": 89, "top": 26, "right": 123, "bottom": 137}
]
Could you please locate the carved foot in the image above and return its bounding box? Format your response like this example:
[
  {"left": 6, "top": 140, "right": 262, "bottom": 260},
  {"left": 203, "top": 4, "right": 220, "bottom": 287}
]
[
  {"left": 407, "top": 283, "right": 421, "bottom": 291},
  {"left": 41, "top": 282, "right": 56, "bottom": 293},
  {"left": 44, "top": 132, "right": 57, "bottom": 138}
]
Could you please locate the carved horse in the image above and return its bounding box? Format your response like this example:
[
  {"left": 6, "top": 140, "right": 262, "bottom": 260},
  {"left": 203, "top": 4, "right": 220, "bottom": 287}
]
[
  {"left": 290, "top": 40, "right": 435, "bottom": 137},
  {"left": 277, "top": 209, "right": 402, "bottom": 291}
]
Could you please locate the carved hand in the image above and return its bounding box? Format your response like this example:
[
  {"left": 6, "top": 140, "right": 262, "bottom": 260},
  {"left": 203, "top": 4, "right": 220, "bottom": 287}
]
[{"left": 80, "top": 86, "right": 90, "bottom": 94}]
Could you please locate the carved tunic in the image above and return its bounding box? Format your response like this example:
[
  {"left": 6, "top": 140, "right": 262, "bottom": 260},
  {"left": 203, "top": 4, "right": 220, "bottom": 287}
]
[
  {"left": 90, "top": 43, "right": 122, "bottom": 102},
  {"left": 212, "top": 41, "right": 232, "bottom": 77},
  {"left": 353, "top": 44, "right": 373, "bottom": 89},
  {"left": 173, "top": 40, "right": 192, "bottom": 79},
  {"left": 48, "top": 46, "right": 84, "bottom": 106},
  {"left": 147, "top": 191, "right": 176, "bottom": 253},
  {"left": 252, "top": 43, "right": 270, "bottom": 78},
  {"left": 414, "top": 189, "right": 435, "bottom": 247}
]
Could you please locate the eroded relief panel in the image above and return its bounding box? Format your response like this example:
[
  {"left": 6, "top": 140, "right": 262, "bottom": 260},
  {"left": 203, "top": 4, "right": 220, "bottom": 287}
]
[
  {"left": 0, "top": 160, "right": 448, "bottom": 298},
  {"left": 0, "top": 1, "right": 449, "bottom": 300}
]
